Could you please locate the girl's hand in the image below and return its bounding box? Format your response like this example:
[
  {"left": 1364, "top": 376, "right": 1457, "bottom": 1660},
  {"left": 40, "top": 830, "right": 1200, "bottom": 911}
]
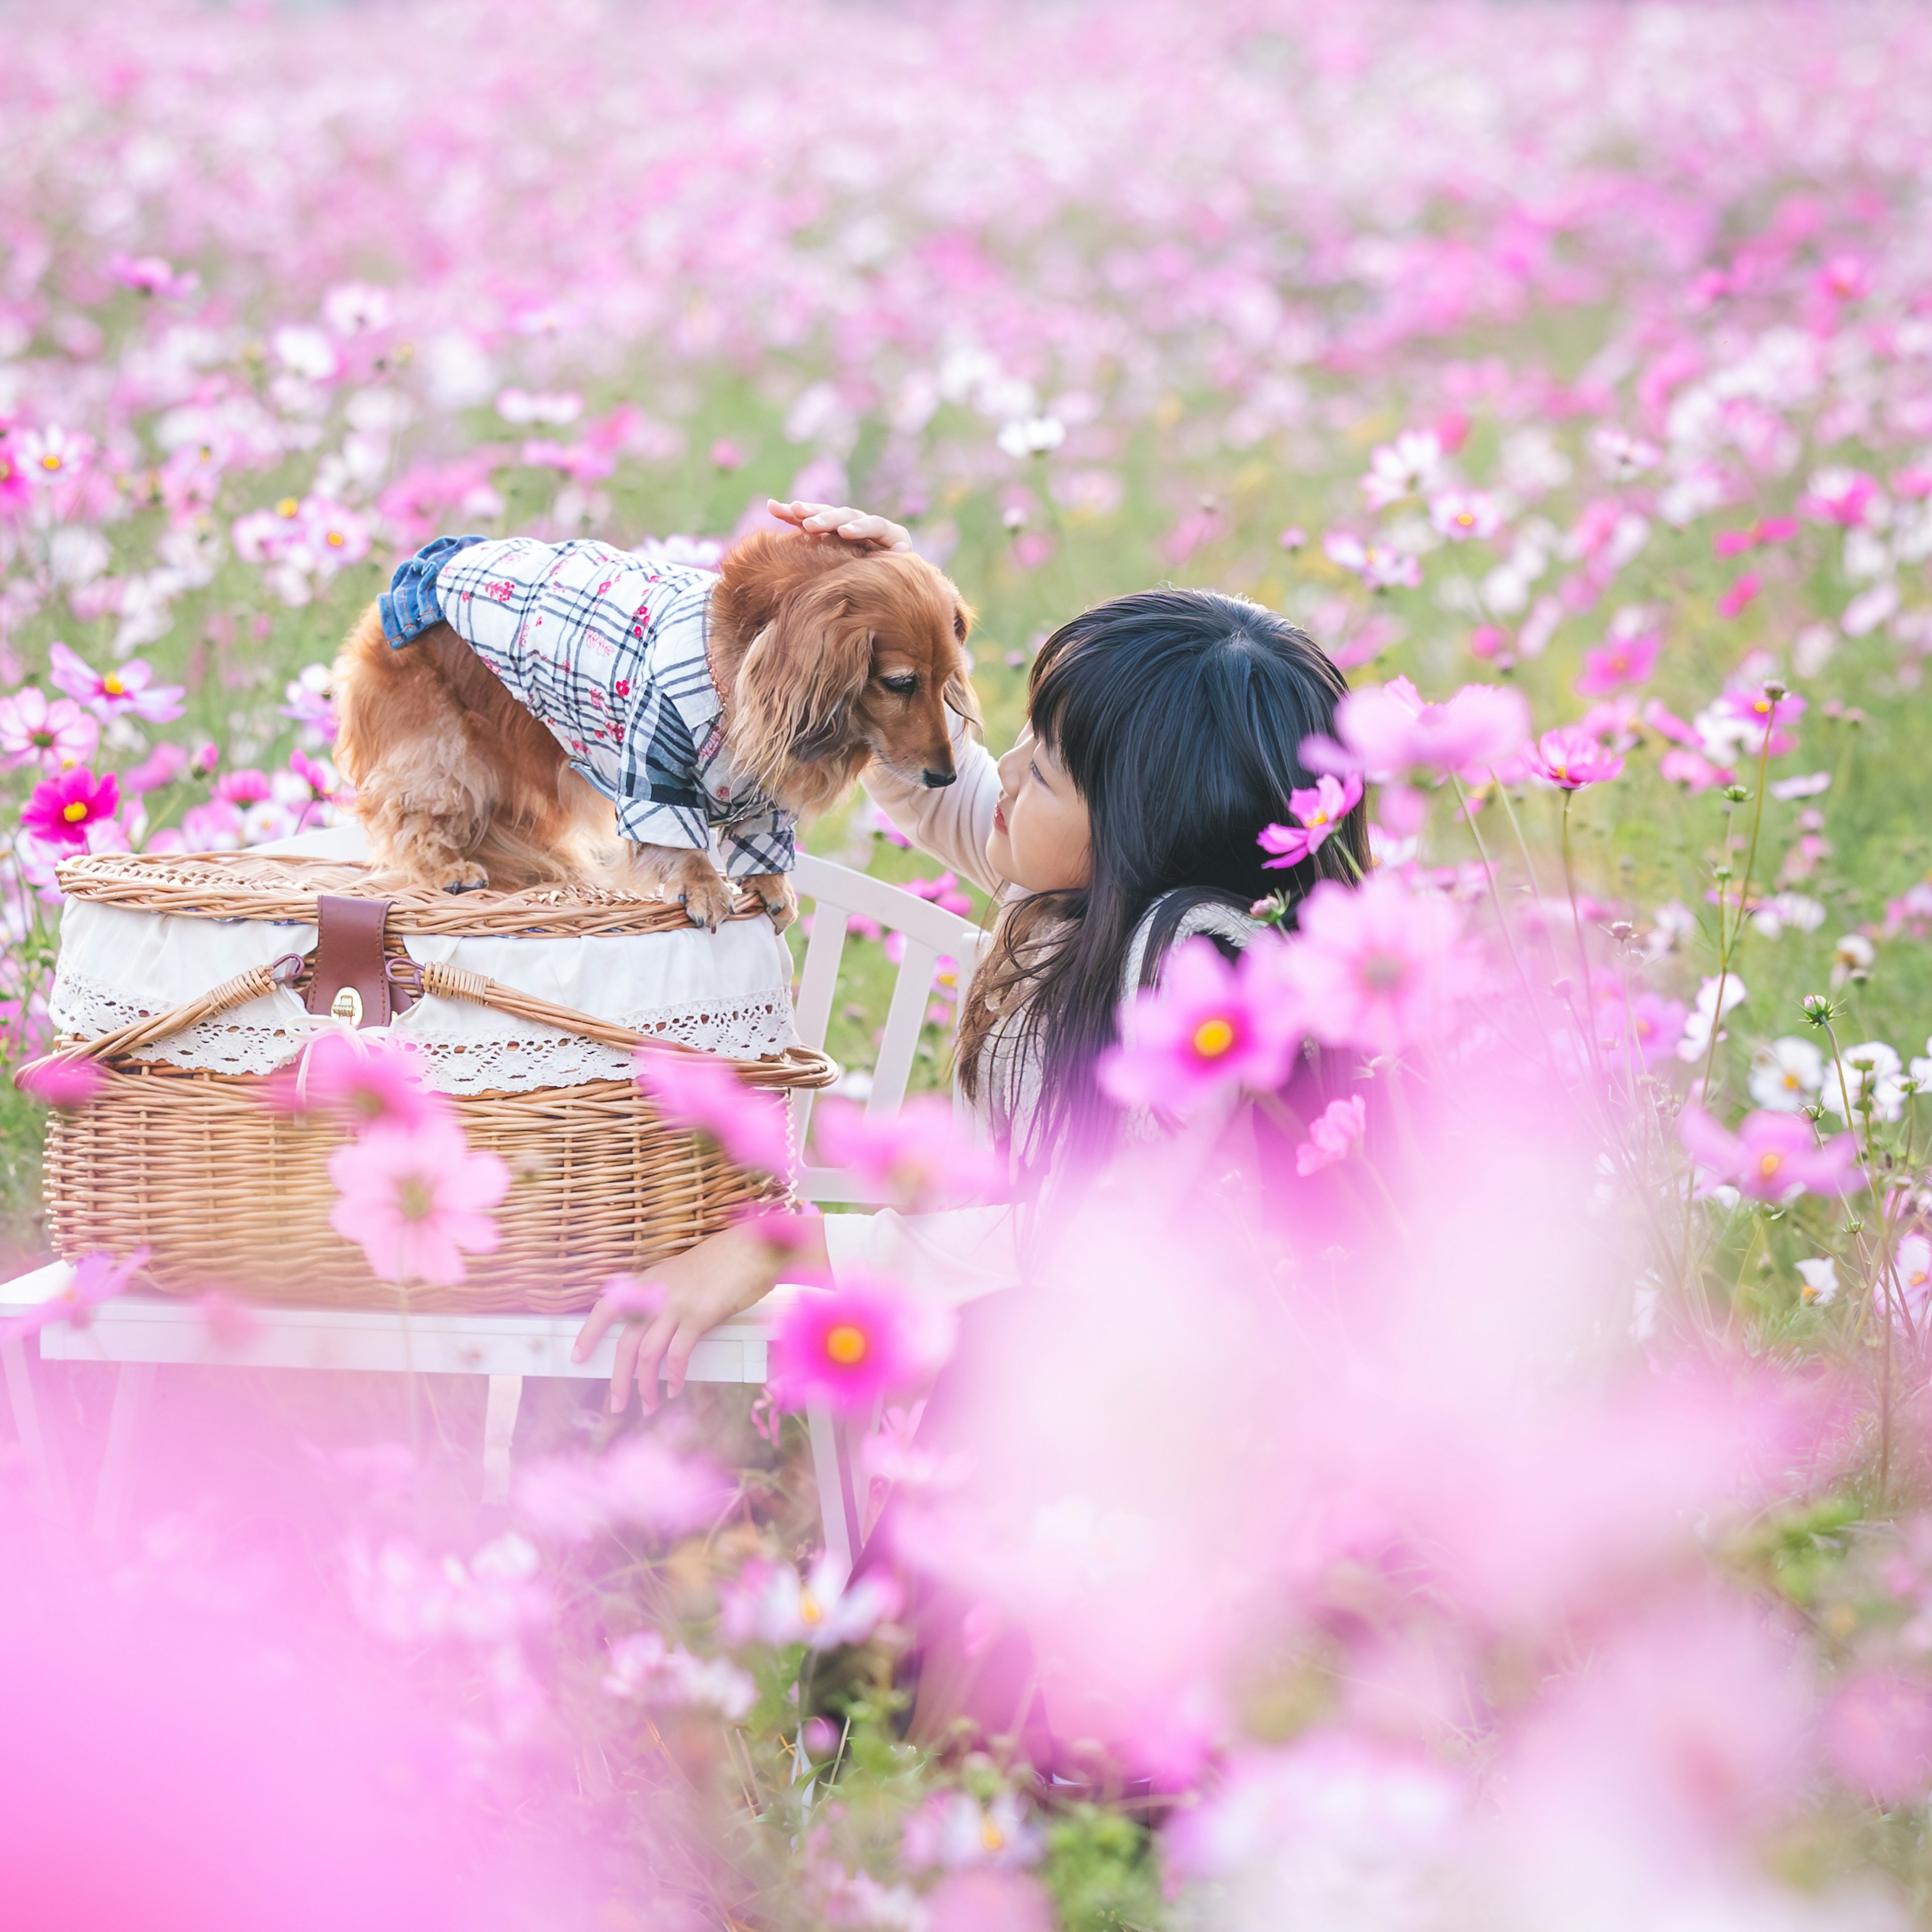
[
  {"left": 570, "top": 1217, "right": 829, "bottom": 1413},
  {"left": 767, "top": 498, "right": 913, "bottom": 552}
]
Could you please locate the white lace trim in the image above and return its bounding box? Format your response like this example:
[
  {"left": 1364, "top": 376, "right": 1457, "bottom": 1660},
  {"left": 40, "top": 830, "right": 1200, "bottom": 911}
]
[{"left": 49, "top": 967, "right": 795, "bottom": 1094}]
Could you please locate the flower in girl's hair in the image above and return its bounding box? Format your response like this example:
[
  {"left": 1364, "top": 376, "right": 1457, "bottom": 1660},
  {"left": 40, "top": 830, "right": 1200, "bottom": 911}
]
[
  {"left": 1258, "top": 772, "right": 1362, "bottom": 871},
  {"left": 1295, "top": 1095, "right": 1367, "bottom": 1176},
  {"left": 1677, "top": 1106, "right": 1858, "bottom": 1203},
  {"left": 1533, "top": 725, "right": 1625, "bottom": 789},
  {"left": 20, "top": 767, "right": 118, "bottom": 847},
  {"left": 1098, "top": 937, "right": 1305, "bottom": 1114},
  {"left": 266, "top": 1031, "right": 451, "bottom": 1132},
  {"left": 635, "top": 1047, "right": 789, "bottom": 1175},
  {"left": 769, "top": 1270, "right": 953, "bottom": 1414},
  {"left": 810, "top": 1094, "right": 1004, "bottom": 1210},
  {"left": 327, "top": 1121, "right": 510, "bottom": 1285}
]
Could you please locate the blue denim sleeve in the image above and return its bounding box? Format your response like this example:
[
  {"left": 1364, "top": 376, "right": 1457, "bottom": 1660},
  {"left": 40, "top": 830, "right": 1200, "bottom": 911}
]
[{"left": 378, "top": 535, "right": 489, "bottom": 648}]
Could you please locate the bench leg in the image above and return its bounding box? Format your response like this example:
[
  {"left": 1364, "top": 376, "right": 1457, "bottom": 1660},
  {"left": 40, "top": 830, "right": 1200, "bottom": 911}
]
[
  {"left": 482, "top": 1374, "right": 522, "bottom": 1505},
  {"left": 94, "top": 1361, "right": 156, "bottom": 1543},
  {"left": 809, "top": 1402, "right": 861, "bottom": 1575},
  {"left": 3, "top": 1336, "right": 71, "bottom": 1526}
]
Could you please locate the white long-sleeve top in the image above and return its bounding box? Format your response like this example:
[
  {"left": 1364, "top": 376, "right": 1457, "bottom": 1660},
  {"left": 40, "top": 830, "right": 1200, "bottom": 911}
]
[{"left": 818, "top": 714, "right": 1252, "bottom": 1304}]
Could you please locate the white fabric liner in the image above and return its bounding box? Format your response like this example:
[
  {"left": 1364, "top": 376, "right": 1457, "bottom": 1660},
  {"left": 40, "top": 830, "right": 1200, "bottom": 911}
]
[{"left": 48, "top": 824, "right": 799, "bottom": 1094}]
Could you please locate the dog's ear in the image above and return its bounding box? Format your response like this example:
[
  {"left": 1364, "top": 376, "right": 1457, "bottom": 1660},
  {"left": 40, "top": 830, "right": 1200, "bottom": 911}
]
[{"left": 730, "top": 575, "right": 874, "bottom": 793}]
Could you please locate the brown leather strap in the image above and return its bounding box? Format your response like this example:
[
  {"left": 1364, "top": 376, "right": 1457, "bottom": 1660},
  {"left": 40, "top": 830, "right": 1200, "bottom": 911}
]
[{"left": 305, "top": 896, "right": 403, "bottom": 1026}]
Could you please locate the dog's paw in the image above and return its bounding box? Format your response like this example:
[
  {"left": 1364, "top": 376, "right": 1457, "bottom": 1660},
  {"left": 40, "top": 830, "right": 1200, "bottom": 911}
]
[
  {"left": 742, "top": 871, "right": 799, "bottom": 933},
  {"left": 434, "top": 859, "right": 490, "bottom": 894},
  {"left": 676, "top": 869, "right": 737, "bottom": 932}
]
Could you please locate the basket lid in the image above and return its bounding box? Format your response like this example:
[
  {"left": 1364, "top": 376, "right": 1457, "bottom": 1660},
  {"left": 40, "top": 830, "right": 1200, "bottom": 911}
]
[{"left": 56, "top": 850, "right": 769, "bottom": 940}]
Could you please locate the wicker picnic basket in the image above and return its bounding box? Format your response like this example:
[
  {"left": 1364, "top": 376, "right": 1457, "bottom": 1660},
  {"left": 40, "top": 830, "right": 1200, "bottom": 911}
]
[{"left": 22, "top": 846, "right": 836, "bottom": 1314}]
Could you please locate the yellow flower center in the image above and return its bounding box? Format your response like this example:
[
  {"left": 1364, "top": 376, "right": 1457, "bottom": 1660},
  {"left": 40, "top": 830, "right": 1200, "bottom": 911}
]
[
  {"left": 1192, "top": 1016, "right": 1237, "bottom": 1059},
  {"left": 825, "top": 1323, "right": 868, "bottom": 1365},
  {"left": 981, "top": 1818, "right": 1006, "bottom": 1851},
  {"left": 276, "top": 496, "right": 299, "bottom": 518},
  {"left": 1308, "top": 808, "right": 1329, "bottom": 826},
  {"left": 1455, "top": 511, "right": 1475, "bottom": 527},
  {"left": 101, "top": 674, "right": 124, "bottom": 697},
  {"left": 326, "top": 528, "right": 345, "bottom": 547},
  {"left": 396, "top": 1175, "right": 436, "bottom": 1221},
  {"left": 61, "top": 800, "right": 89, "bottom": 823},
  {"left": 799, "top": 1589, "right": 824, "bottom": 1624},
  {"left": 39, "top": 453, "right": 60, "bottom": 470},
  {"left": 1757, "top": 1151, "right": 1783, "bottom": 1179}
]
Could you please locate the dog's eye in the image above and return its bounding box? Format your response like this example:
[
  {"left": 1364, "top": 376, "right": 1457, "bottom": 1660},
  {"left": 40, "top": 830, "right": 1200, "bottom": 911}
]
[{"left": 880, "top": 672, "right": 918, "bottom": 695}]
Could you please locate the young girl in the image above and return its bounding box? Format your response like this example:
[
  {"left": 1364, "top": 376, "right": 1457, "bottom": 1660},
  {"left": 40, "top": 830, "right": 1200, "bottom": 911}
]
[{"left": 574, "top": 503, "right": 1366, "bottom": 1410}]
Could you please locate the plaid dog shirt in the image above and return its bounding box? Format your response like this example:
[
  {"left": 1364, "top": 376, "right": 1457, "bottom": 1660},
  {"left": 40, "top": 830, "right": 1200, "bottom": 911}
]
[{"left": 379, "top": 535, "right": 792, "bottom": 878}]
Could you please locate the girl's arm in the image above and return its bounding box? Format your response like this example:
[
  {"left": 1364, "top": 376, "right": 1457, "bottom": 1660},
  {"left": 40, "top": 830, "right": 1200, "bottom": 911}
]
[{"left": 861, "top": 710, "right": 1006, "bottom": 898}]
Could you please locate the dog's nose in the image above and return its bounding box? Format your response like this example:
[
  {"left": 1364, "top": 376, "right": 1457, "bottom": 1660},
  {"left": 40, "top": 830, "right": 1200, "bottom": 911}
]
[{"left": 921, "top": 767, "right": 956, "bottom": 788}]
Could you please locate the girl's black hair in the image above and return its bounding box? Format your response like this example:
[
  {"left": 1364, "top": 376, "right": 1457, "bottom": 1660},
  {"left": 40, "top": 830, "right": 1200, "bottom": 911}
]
[{"left": 956, "top": 586, "right": 1367, "bottom": 1173}]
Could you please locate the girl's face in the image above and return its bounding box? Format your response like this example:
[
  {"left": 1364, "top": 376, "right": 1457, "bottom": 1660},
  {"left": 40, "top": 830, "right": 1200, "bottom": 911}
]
[{"left": 988, "top": 725, "right": 1092, "bottom": 892}]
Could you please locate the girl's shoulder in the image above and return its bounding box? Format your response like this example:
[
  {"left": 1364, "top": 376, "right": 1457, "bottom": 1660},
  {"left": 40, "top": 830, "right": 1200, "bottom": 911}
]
[{"left": 1122, "top": 890, "right": 1259, "bottom": 996}]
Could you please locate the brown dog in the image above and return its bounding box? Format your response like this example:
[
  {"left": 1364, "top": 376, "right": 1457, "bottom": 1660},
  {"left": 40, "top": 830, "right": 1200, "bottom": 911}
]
[{"left": 333, "top": 530, "right": 976, "bottom": 929}]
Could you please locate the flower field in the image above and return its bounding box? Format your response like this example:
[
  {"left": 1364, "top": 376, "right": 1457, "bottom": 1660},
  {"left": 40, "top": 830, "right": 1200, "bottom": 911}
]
[{"left": 9, "top": 1, "right": 1932, "bottom": 1925}]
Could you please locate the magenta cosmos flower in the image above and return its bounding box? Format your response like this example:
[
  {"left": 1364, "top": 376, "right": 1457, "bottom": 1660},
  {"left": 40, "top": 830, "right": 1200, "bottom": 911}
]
[
  {"left": 327, "top": 1120, "right": 510, "bottom": 1285},
  {"left": 1098, "top": 936, "right": 1306, "bottom": 1114},
  {"left": 272, "top": 1031, "right": 452, "bottom": 1132},
  {"left": 20, "top": 767, "right": 118, "bottom": 848},
  {"left": 1533, "top": 726, "right": 1625, "bottom": 789},
  {"left": 1258, "top": 772, "right": 1362, "bottom": 871},
  {"left": 1319, "top": 677, "right": 1531, "bottom": 781},
  {"left": 1574, "top": 631, "right": 1660, "bottom": 697},
  {"left": 0, "top": 687, "right": 100, "bottom": 774},
  {"left": 1272, "top": 873, "right": 1478, "bottom": 1058},
  {"left": 810, "top": 1093, "right": 1003, "bottom": 1211},
  {"left": 1678, "top": 1106, "right": 1857, "bottom": 1202},
  {"left": 769, "top": 1270, "right": 953, "bottom": 1414},
  {"left": 635, "top": 1046, "right": 790, "bottom": 1174},
  {"left": 48, "top": 641, "right": 185, "bottom": 725}
]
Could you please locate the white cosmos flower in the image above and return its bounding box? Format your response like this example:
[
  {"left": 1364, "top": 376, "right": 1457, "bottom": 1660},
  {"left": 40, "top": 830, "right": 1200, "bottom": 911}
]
[
  {"left": 1676, "top": 974, "right": 1747, "bottom": 1064},
  {"left": 1820, "top": 1039, "right": 1907, "bottom": 1122},
  {"left": 1796, "top": 1257, "right": 1839, "bottom": 1306},
  {"left": 1748, "top": 1036, "right": 1824, "bottom": 1111}
]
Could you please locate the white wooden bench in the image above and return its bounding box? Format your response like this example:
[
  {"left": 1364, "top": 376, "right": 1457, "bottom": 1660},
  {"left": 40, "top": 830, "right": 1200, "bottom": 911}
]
[{"left": 0, "top": 848, "right": 988, "bottom": 1567}]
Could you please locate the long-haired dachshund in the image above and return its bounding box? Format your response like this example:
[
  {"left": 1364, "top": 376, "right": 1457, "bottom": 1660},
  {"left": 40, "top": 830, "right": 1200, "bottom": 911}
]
[{"left": 332, "top": 527, "right": 977, "bottom": 931}]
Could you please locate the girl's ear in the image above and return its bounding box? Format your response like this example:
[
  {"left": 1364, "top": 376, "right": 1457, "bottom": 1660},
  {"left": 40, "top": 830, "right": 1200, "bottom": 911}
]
[{"left": 731, "top": 578, "right": 873, "bottom": 787}]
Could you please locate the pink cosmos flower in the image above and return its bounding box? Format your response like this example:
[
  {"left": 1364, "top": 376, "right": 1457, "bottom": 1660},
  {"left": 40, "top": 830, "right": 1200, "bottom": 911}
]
[
  {"left": 121, "top": 743, "right": 189, "bottom": 794},
  {"left": 1316, "top": 677, "right": 1532, "bottom": 781},
  {"left": 195, "top": 1291, "right": 264, "bottom": 1351},
  {"left": 1533, "top": 726, "right": 1624, "bottom": 789},
  {"left": 1717, "top": 571, "right": 1761, "bottom": 619},
  {"left": 602, "top": 1629, "right": 756, "bottom": 1719},
  {"left": 1322, "top": 531, "right": 1421, "bottom": 591},
  {"left": 327, "top": 1120, "right": 511, "bottom": 1286},
  {"left": 1271, "top": 873, "right": 1478, "bottom": 1057},
  {"left": 516, "top": 1436, "right": 728, "bottom": 1543},
  {"left": 1359, "top": 430, "right": 1442, "bottom": 510},
  {"left": 14, "top": 1056, "right": 104, "bottom": 1108},
  {"left": 0, "top": 1247, "right": 147, "bottom": 1345},
  {"left": 270, "top": 1031, "right": 452, "bottom": 1132},
  {"left": 634, "top": 1046, "right": 789, "bottom": 1174},
  {"left": 1659, "top": 746, "right": 1731, "bottom": 792},
  {"left": 768, "top": 1270, "right": 953, "bottom": 1414},
  {"left": 1426, "top": 489, "right": 1502, "bottom": 542},
  {"left": 214, "top": 768, "right": 273, "bottom": 806},
  {"left": 1678, "top": 1106, "right": 1857, "bottom": 1201},
  {"left": 1098, "top": 937, "right": 1307, "bottom": 1114},
  {"left": 302, "top": 499, "right": 373, "bottom": 571},
  {"left": 107, "top": 252, "right": 200, "bottom": 299},
  {"left": 0, "top": 687, "right": 100, "bottom": 773},
  {"left": 1799, "top": 466, "right": 1881, "bottom": 526},
  {"left": 809, "top": 1094, "right": 1003, "bottom": 1210},
  {"left": 21, "top": 767, "right": 119, "bottom": 847},
  {"left": 1712, "top": 683, "right": 1806, "bottom": 756},
  {"left": 1573, "top": 631, "right": 1660, "bottom": 696},
  {"left": 1594, "top": 991, "right": 1687, "bottom": 1068},
  {"left": 719, "top": 1551, "right": 902, "bottom": 1650},
  {"left": 1258, "top": 772, "right": 1362, "bottom": 871},
  {"left": 1824, "top": 1668, "right": 1932, "bottom": 1807},
  {"left": 48, "top": 641, "right": 185, "bottom": 724},
  {"left": 1295, "top": 1094, "right": 1367, "bottom": 1176},
  {"left": 19, "top": 424, "right": 93, "bottom": 482}
]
